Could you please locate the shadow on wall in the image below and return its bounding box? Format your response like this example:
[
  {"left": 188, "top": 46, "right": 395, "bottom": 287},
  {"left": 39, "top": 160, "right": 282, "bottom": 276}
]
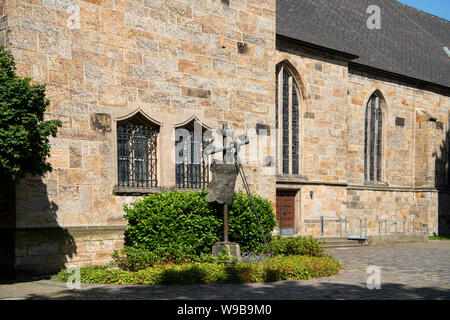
[
  {"left": 435, "top": 126, "right": 450, "bottom": 236},
  {"left": 0, "top": 182, "right": 16, "bottom": 278},
  {"left": 0, "top": 176, "right": 77, "bottom": 279}
]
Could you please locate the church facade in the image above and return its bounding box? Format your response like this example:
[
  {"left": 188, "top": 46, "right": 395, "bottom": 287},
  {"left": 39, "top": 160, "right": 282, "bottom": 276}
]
[{"left": 0, "top": 0, "right": 449, "bottom": 276}]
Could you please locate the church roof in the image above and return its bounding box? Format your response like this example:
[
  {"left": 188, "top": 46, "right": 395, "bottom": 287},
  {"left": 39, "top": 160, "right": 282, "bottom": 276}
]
[{"left": 277, "top": 0, "right": 450, "bottom": 89}]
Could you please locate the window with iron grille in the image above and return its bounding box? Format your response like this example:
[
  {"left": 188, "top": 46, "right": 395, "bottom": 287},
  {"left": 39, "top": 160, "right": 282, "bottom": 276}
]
[
  {"left": 117, "top": 116, "right": 159, "bottom": 189},
  {"left": 276, "top": 63, "right": 300, "bottom": 175},
  {"left": 175, "top": 122, "right": 209, "bottom": 189},
  {"left": 364, "top": 92, "right": 383, "bottom": 182}
]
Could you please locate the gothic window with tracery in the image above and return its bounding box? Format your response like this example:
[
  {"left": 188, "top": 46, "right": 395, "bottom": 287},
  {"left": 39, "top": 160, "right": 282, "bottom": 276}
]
[
  {"left": 276, "top": 63, "right": 300, "bottom": 175},
  {"left": 364, "top": 92, "right": 384, "bottom": 182}
]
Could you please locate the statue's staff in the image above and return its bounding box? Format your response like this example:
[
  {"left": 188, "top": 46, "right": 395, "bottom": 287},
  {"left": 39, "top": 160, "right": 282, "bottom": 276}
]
[{"left": 206, "top": 124, "right": 272, "bottom": 255}]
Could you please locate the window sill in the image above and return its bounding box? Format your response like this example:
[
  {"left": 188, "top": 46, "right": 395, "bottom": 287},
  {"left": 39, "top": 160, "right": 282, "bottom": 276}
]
[
  {"left": 113, "top": 186, "right": 207, "bottom": 195},
  {"left": 276, "top": 174, "right": 309, "bottom": 181},
  {"left": 364, "top": 180, "right": 388, "bottom": 187},
  {"left": 113, "top": 186, "right": 167, "bottom": 195}
]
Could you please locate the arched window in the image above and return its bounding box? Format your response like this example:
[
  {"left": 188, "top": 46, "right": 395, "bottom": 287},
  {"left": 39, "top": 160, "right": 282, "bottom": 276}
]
[
  {"left": 364, "top": 92, "right": 384, "bottom": 182},
  {"left": 175, "top": 119, "right": 209, "bottom": 189},
  {"left": 446, "top": 114, "right": 450, "bottom": 186},
  {"left": 276, "top": 63, "right": 300, "bottom": 175},
  {"left": 117, "top": 112, "right": 160, "bottom": 188}
]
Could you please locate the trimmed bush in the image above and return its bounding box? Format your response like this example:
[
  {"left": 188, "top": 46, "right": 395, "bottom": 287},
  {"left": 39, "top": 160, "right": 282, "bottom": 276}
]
[
  {"left": 111, "top": 246, "right": 159, "bottom": 271},
  {"left": 270, "top": 235, "right": 324, "bottom": 257},
  {"left": 57, "top": 255, "right": 342, "bottom": 285},
  {"left": 123, "top": 190, "right": 277, "bottom": 255},
  {"left": 227, "top": 191, "right": 277, "bottom": 253},
  {"left": 112, "top": 246, "right": 218, "bottom": 270}
]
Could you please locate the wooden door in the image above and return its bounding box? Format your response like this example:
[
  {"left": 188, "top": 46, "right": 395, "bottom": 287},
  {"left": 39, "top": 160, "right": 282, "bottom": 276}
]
[{"left": 276, "top": 190, "right": 296, "bottom": 235}]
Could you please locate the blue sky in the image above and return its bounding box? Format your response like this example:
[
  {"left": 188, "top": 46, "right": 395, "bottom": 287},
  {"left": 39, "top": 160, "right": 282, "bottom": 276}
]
[{"left": 397, "top": 0, "right": 450, "bottom": 21}]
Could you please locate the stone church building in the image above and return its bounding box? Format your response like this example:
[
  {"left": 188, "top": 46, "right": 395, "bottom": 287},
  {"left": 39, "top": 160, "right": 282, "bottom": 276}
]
[{"left": 0, "top": 0, "right": 449, "bottom": 276}]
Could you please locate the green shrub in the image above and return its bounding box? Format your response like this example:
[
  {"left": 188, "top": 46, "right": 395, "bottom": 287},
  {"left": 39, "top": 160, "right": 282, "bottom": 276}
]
[
  {"left": 228, "top": 191, "right": 277, "bottom": 253},
  {"left": 112, "top": 245, "right": 218, "bottom": 270},
  {"left": 429, "top": 235, "right": 450, "bottom": 241},
  {"left": 270, "top": 235, "right": 324, "bottom": 257},
  {"left": 57, "top": 255, "right": 342, "bottom": 285},
  {"left": 112, "top": 246, "right": 159, "bottom": 271},
  {"left": 123, "top": 190, "right": 277, "bottom": 255}
]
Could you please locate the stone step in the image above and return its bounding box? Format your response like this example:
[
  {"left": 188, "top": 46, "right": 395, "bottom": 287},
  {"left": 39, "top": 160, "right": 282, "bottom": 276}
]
[
  {"left": 323, "top": 242, "right": 368, "bottom": 248},
  {"left": 319, "top": 239, "right": 358, "bottom": 244},
  {"left": 315, "top": 237, "right": 349, "bottom": 241},
  {"left": 319, "top": 239, "right": 368, "bottom": 248}
]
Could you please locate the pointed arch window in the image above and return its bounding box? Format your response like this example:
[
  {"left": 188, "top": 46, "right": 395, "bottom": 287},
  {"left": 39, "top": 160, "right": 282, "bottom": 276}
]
[
  {"left": 175, "top": 120, "right": 210, "bottom": 189},
  {"left": 445, "top": 114, "right": 450, "bottom": 187},
  {"left": 276, "top": 63, "right": 300, "bottom": 175},
  {"left": 117, "top": 113, "right": 160, "bottom": 188},
  {"left": 364, "top": 92, "right": 384, "bottom": 182}
]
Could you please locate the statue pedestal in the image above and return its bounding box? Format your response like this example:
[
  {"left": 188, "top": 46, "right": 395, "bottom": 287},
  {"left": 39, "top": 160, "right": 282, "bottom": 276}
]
[{"left": 212, "top": 241, "right": 241, "bottom": 258}]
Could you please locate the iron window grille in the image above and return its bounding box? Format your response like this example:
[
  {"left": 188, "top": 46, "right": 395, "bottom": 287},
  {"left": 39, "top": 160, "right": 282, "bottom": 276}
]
[
  {"left": 276, "top": 63, "right": 300, "bottom": 175},
  {"left": 175, "top": 125, "right": 209, "bottom": 189},
  {"left": 117, "top": 118, "right": 159, "bottom": 189},
  {"left": 364, "top": 93, "right": 383, "bottom": 182}
]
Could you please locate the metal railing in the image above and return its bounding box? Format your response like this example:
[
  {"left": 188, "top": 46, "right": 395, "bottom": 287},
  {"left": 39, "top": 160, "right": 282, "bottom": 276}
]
[{"left": 304, "top": 216, "right": 429, "bottom": 238}]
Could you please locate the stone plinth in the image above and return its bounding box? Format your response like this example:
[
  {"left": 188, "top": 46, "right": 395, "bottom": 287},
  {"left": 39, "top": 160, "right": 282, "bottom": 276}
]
[{"left": 212, "top": 241, "right": 241, "bottom": 258}]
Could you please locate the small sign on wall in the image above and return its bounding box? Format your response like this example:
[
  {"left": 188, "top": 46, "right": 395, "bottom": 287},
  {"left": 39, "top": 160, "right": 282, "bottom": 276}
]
[
  {"left": 280, "top": 228, "right": 294, "bottom": 236},
  {"left": 395, "top": 117, "right": 405, "bottom": 127}
]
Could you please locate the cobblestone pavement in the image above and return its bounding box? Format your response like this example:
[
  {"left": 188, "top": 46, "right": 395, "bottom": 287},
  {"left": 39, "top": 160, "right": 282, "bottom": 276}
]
[{"left": 1, "top": 241, "right": 449, "bottom": 300}]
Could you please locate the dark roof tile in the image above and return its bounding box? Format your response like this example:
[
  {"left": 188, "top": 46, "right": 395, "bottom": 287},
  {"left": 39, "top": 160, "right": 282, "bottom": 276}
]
[{"left": 277, "top": 0, "right": 450, "bottom": 88}]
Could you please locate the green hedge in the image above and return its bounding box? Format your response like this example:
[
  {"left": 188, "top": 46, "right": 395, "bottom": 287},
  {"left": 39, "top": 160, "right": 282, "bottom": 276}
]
[
  {"left": 58, "top": 255, "right": 342, "bottom": 285},
  {"left": 123, "top": 190, "right": 277, "bottom": 255},
  {"left": 270, "top": 235, "right": 324, "bottom": 257},
  {"left": 429, "top": 235, "right": 450, "bottom": 241},
  {"left": 113, "top": 235, "right": 326, "bottom": 272}
]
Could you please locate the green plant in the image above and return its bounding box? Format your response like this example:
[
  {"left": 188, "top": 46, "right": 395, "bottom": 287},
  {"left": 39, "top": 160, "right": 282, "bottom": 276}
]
[
  {"left": 112, "top": 246, "right": 160, "bottom": 271},
  {"left": 57, "top": 255, "right": 342, "bottom": 285},
  {"left": 111, "top": 246, "right": 240, "bottom": 271},
  {"left": 103, "top": 260, "right": 118, "bottom": 269},
  {"left": 152, "top": 244, "right": 200, "bottom": 264},
  {"left": 123, "top": 190, "right": 277, "bottom": 255},
  {"left": 429, "top": 235, "right": 450, "bottom": 241},
  {"left": 270, "top": 235, "right": 324, "bottom": 257},
  {"left": 228, "top": 191, "right": 277, "bottom": 253},
  {"left": 0, "top": 46, "right": 61, "bottom": 183},
  {"left": 213, "top": 248, "right": 236, "bottom": 265}
]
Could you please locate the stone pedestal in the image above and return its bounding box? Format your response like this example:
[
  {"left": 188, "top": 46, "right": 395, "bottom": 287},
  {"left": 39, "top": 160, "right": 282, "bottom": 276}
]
[{"left": 212, "top": 241, "right": 241, "bottom": 258}]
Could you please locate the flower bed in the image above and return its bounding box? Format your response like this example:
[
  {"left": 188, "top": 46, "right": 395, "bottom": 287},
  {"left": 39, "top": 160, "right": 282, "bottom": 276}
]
[{"left": 58, "top": 255, "right": 342, "bottom": 285}]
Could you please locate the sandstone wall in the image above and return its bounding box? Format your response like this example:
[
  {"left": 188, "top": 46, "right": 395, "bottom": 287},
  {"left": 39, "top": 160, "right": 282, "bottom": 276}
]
[
  {"left": 273, "top": 42, "right": 349, "bottom": 184},
  {"left": 2, "top": 0, "right": 276, "bottom": 228},
  {"left": 13, "top": 226, "right": 124, "bottom": 276},
  {"left": 275, "top": 39, "right": 449, "bottom": 238},
  {"left": 1, "top": 0, "right": 277, "bottom": 274},
  {"left": 1, "top": 0, "right": 449, "bottom": 276}
]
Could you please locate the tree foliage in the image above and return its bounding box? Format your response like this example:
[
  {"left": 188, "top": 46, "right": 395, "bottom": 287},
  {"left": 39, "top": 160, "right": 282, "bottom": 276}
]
[{"left": 0, "top": 46, "right": 61, "bottom": 183}]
